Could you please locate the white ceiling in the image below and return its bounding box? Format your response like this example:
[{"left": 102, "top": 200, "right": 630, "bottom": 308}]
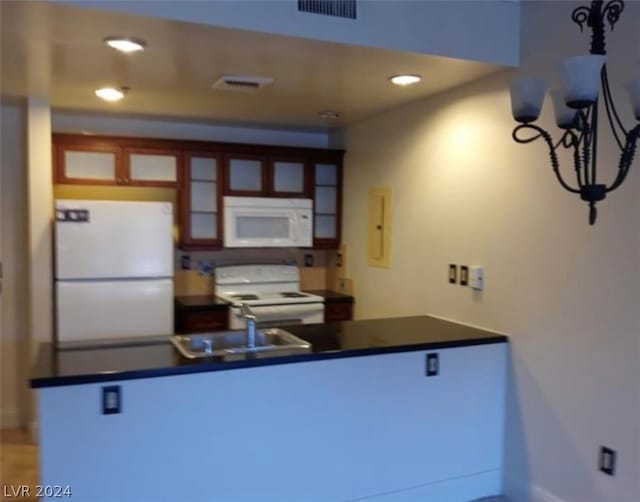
[{"left": 1, "top": 1, "right": 505, "bottom": 130}]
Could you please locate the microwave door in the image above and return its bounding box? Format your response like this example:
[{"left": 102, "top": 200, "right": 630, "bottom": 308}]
[{"left": 229, "top": 209, "right": 294, "bottom": 247}]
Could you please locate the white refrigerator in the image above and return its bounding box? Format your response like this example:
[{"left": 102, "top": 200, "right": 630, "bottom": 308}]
[{"left": 55, "top": 200, "right": 174, "bottom": 347}]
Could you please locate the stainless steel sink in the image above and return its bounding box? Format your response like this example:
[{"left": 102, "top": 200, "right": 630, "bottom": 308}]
[{"left": 171, "top": 328, "right": 311, "bottom": 360}]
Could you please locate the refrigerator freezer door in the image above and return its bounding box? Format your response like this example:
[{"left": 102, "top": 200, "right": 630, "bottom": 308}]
[
  {"left": 56, "top": 200, "right": 173, "bottom": 280},
  {"left": 56, "top": 279, "right": 173, "bottom": 344}
]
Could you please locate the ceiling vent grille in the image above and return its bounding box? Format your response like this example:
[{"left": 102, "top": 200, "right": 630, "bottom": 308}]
[
  {"left": 212, "top": 75, "right": 274, "bottom": 93},
  {"left": 298, "top": 0, "right": 357, "bottom": 19}
]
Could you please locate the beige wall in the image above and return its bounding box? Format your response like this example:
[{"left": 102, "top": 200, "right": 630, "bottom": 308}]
[
  {"left": 1, "top": 102, "right": 29, "bottom": 428},
  {"left": 339, "top": 2, "right": 640, "bottom": 500}
]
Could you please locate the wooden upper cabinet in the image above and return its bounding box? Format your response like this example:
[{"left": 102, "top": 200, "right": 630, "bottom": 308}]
[
  {"left": 52, "top": 133, "right": 344, "bottom": 250},
  {"left": 53, "top": 134, "right": 181, "bottom": 187},
  {"left": 224, "top": 153, "right": 310, "bottom": 197}
]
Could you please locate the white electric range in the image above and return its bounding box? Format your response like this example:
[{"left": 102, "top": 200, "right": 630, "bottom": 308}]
[{"left": 215, "top": 264, "right": 325, "bottom": 329}]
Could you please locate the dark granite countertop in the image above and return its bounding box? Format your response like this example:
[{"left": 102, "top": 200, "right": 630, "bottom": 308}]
[
  {"left": 31, "top": 316, "right": 507, "bottom": 388},
  {"left": 303, "top": 289, "right": 354, "bottom": 303},
  {"left": 175, "top": 291, "right": 352, "bottom": 308},
  {"left": 174, "top": 295, "right": 230, "bottom": 311}
]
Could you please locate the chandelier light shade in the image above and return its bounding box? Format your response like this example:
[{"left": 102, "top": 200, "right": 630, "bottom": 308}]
[
  {"left": 550, "top": 90, "right": 580, "bottom": 129},
  {"left": 628, "top": 79, "right": 640, "bottom": 119},
  {"left": 509, "top": 77, "right": 547, "bottom": 123},
  {"left": 509, "top": 0, "right": 640, "bottom": 225},
  {"left": 560, "top": 55, "right": 606, "bottom": 108}
]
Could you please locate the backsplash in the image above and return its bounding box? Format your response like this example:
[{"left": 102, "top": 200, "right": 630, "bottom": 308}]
[{"left": 174, "top": 248, "right": 331, "bottom": 295}]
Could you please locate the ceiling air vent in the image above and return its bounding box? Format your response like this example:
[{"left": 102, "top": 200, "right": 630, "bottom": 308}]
[
  {"left": 298, "top": 0, "right": 357, "bottom": 20},
  {"left": 212, "top": 75, "right": 274, "bottom": 93}
]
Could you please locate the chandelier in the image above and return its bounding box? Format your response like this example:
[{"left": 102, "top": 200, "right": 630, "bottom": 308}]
[{"left": 509, "top": 0, "right": 640, "bottom": 224}]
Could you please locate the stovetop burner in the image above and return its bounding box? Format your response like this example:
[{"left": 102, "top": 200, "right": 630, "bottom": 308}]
[
  {"left": 280, "top": 292, "right": 308, "bottom": 298},
  {"left": 231, "top": 294, "right": 260, "bottom": 301}
]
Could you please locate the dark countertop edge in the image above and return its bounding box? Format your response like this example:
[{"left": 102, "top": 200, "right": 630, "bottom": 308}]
[
  {"left": 303, "top": 289, "right": 354, "bottom": 303},
  {"left": 175, "top": 291, "right": 353, "bottom": 309},
  {"left": 30, "top": 335, "right": 507, "bottom": 389},
  {"left": 174, "top": 296, "right": 230, "bottom": 311}
]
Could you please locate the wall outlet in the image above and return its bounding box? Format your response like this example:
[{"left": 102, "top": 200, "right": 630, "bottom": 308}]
[
  {"left": 426, "top": 353, "right": 439, "bottom": 376},
  {"left": 599, "top": 446, "right": 616, "bottom": 476},
  {"left": 449, "top": 264, "right": 457, "bottom": 284},
  {"left": 460, "top": 265, "right": 469, "bottom": 286},
  {"left": 198, "top": 260, "right": 214, "bottom": 276},
  {"left": 102, "top": 386, "right": 121, "bottom": 415}
]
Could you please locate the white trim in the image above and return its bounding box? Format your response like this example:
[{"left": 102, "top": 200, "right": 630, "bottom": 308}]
[
  {"left": 0, "top": 407, "right": 21, "bottom": 429},
  {"left": 424, "top": 313, "right": 508, "bottom": 336},
  {"left": 532, "top": 485, "right": 568, "bottom": 502}
]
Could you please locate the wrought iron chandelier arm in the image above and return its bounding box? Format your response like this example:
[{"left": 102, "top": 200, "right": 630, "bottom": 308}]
[
  {"left": 563, "top": 131, "right": 586, "bottom": 189},
  {"left": 601, "top": 66, "right": 627, "bottom": 149},
  {"left": 607, "top": 124, "right": 640, "bottom": 191},
  {"left": 513, "top": 124, "right": 581, "bottom": 194},
  {"left": 601, "top": 0, "right": 625, "bottom": 28}
]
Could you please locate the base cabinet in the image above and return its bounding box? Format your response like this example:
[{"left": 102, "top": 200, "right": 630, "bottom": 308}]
[
  {"left": 37, "top": 343, "right": 506, "bottom": 502},
  {"left": 324, "top": 301, "right": 353, "bottom": 322},
  {"left": 174, "top": 309, "right": 228, "bottom": 333}
]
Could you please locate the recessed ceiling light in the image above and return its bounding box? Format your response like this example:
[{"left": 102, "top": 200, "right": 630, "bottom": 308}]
[
  {"left": 95, "top": 87, "right": 127, "bottom": 102},
  {"left": 104, "top": 37, "right": 146, "bottom": 53},
  {"left": 389, "top": 74, "right": 422, "bottom": 86},
  {"left": 318, "top": 110, "right": 340, "bottom": 119}
]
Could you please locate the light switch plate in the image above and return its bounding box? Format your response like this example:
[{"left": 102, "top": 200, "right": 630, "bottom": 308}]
[{"left": 469, "top": 266, "right": 484, "bottom": 290}]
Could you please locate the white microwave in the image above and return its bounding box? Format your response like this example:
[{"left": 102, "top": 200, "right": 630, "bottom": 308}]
[{"left": 223, "top": 196, "right": 313, "bottom": 248}]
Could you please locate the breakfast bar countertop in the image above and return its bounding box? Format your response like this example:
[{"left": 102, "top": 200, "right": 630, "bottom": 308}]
[{"left": 31, "top": 315, "right": 507, "bottom": 388}]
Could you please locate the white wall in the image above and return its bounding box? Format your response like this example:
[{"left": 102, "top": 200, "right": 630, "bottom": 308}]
[
  {"left": 1, "top": 102, "right": 29, "bottom": 428},
  {"left": 52, "top": 112, "right": 330, "bottom": 148},
  {"left": 338, "top": 1, "right": 640, "bottom": 501},
  {"left": 54, "top": 0, "right": 519, "bottom": 66}
]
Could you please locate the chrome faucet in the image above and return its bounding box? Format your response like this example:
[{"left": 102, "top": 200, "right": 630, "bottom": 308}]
[{"left": 241, "top": 303, "right": 257, "bottom": 349}]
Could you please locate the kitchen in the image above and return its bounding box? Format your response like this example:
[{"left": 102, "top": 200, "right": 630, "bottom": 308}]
[{"left": 2, "top": 1, "right": 640, "bottom": 502}]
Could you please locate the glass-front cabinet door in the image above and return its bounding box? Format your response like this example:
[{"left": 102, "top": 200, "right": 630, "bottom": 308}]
[
  {"left": 269, "top": 156, "right": 309, "bottom": 197},
  {"left": 125, "top": 147, "right": 180, "bottom": 187},
  {"left": 312, "top": 157, "right": 342, "bottom": 248},
  {"left": 225, "top": 154, "right": 267, "bottom": 196},
  {"left": 55, "top": 143, "right": 121, "bottom": 185},
  {"left": 180, "top": 153, "right": 222, "bottom": 249}
]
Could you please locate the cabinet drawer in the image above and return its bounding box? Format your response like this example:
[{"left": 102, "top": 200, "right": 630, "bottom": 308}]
[
  {"left": 324, "top": 303, "right": 353, "bottom": 322},
  {"left": 183, "top": 310, "right": 228, "bottom": 332}
]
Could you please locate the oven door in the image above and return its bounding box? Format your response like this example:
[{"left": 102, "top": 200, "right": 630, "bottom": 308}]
[
  {"left": 223, "top": 197, "right": 312, "bottom": 247},
  {"left": 229, "top": 303, "right": 324, "bottom": 329}
]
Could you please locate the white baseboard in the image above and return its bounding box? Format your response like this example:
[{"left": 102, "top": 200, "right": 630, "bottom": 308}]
[
  {"left": 0, "top": 406, "right": 21, "bottom": 429},
  {"left": 532, "top": 486, "right": 568, "bottom": 502}
]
